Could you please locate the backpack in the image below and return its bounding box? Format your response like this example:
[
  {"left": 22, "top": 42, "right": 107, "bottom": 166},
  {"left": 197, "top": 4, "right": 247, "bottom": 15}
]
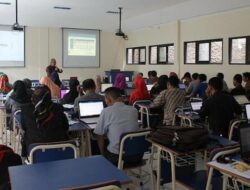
[
  {"left": 150, "top": 126, "right": 209, "bottom": 152},
  {"left": 0, "top": 145, "right": 22, "bottom": 190}
]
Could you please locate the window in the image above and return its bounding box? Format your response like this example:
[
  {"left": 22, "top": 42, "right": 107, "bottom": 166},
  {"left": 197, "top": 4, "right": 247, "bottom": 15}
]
[
  {"left": 63, "top": 28, "right": 100, "bottom": 68},
  {"left": 126, "top": 47, "right": 146, "bottom": 65},
  {"left": 229, "top": 36, "right": 250, "bottom": 64},
  {"left": 149, "top": 44, "right": 174, "bottom": 64},
  {"left": 0, "top": 25, "right": 25, "bottom": 67},
  {"left": 184, "top": 39, "right": 223, "bottom": 64}
]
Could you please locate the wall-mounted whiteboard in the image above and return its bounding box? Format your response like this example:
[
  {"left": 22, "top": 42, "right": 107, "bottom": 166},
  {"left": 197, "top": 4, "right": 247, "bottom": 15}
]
[
  {"left": 63, "top": 28, "right": 100, "bottom": 68},
  {"left": 0, "top": 25, "right": 25, "bottom": 67}
]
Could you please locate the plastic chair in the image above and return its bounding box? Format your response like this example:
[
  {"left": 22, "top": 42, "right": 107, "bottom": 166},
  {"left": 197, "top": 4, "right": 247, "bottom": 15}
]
[
  {"left": 27, "top": 140, "right": 78, "bottom": 164},
  {"left": 118, "top": 130, "right": 153, "bottom": 188}
]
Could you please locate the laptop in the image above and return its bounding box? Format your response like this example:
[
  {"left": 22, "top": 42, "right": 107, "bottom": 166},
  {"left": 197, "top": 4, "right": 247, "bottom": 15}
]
[
  {"left": 78, "top": 100, "right": 104, "bottom": 124},
  {"left": 60, "top": 89, "right": 69, "bottom": 98},
  {"left": 178, "top": 83, "right": 186, "bottom": 90},
  {"left": 239, "top": 126, "right": 250, "bottom": 163},
  {"left": 146, "top": 84, "right": 154, "bottom": 91},
  {"left": 234, "top": 95, "right": 249, "bottom": 105},
  {"left": 101, "top": 83, "right": 113, "bottom": 92},
  {"left": 246, "top": 104, "right": 250, "bottom": 123},
  {"left": 190, "top": 101, "right": 202, "bottom": 112}
]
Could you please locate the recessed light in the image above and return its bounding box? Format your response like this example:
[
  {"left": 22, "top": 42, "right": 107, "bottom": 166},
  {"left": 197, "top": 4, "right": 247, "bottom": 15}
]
[
  {"left": 0, "top": 2, "right": 11, "bottom": 5},
  {"left": 54, "top": 6, "right": 71, "bottom": 10}
]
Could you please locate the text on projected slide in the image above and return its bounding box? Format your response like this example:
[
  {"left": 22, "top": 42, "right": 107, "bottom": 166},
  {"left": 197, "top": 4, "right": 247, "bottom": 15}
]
[
  {"left": 68, "top": 33, "right": 96, "bottom": 56},
  {"left": 0, "top": 31, "right": 24, "bottom": 61}
]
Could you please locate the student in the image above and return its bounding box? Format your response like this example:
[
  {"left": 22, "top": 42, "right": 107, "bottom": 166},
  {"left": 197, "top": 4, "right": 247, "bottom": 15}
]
[
  {"left": 21, "top": 85, "right": 69, "bottom": 157},
  {"left": 199, "top": 77, "right": 242, "bottom": 138},
  {"left": 148, "top": 70, "right": 158, "bottom": 85},
  {"left": 95, "top": 75, "right": 102, "bottom": 94},
  {"left": 191, "top": 74, "right": 208, "bottom": 99},
  {"left": 243, "top": 72, "right": 250, "bottom": 100},
  {"left": 114, "top": 73, "right": 127, "bottom": 95},
  {"left": 40, "top": 76, "right": 60, "bottom": 98},
  {"left": 186, "top": 73, "right": 199, "bottom": 95},
  {"left": 150, "top": 75, "right": 168, "bottom": 98},
  {"left": 231, "top": 74, "right": 245, "bottom": 96},
  {"left": 152, "top": 76, "right": 185, "bottom": 126},
  {"left": 181, "top": 72, "right": 192, "bottom": 88},
  {"left": 60, "top": 78, "right": 80, "bottom": 105},
  {"left": 23, "top": 78, "right": 34, "bottom": 97},
  {"left": 129, "top": 75, "right": 151, "bottom": 105},
  {"left": 94, "top": 87, "right": 139, "bottom": 165},
  {"left": 217, "top": 72, "right": 229, "bottom": 92},
  {"left": 0, "top": 73, "right": 12, "bottom": 94},
  {"left": 74, "top": 79, "right": 104, "bottom": 113}
]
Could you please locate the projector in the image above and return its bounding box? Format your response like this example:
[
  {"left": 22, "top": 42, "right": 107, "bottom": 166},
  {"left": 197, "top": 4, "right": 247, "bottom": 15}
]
[
  {"left": 115, "top": 29, "right": 125, "bottom": 37},
  {"left": 12, "top": 23, "right": 24, "bottom": 31}
]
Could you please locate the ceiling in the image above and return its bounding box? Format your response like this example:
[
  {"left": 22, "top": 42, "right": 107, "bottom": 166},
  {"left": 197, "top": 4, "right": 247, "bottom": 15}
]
[{"left": 0, "top": 0, "right": 250, "bottom": 32}]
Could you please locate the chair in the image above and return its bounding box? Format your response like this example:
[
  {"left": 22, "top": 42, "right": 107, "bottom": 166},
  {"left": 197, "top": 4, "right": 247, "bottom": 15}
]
[
  {"left": 228, "top": 119, "right": 247, "bottom": 141},
  {"left": 27, "top": 140, "right": 78, "bottom": 164},
  {"left": 118, "top": 130, "right": 153, "bottom": 188}
]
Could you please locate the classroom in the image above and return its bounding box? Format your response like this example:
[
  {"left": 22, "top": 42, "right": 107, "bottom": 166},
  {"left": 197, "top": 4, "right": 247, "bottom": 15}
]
[{"left": 0, "top": 0, "right": 250, "bottom": 190}]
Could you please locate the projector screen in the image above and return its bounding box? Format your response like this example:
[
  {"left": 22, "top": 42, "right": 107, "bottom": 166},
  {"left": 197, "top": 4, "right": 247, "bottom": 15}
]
[
  {"left": 0, "top": 25, "right": 25, "bottom": 67},
  {"left": 63, "top": 28, "right": 100, "bottom": 68}
]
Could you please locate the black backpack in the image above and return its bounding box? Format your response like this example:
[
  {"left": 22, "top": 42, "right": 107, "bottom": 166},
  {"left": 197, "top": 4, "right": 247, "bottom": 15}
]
[
  {"left": 150, "top": 126, "right": 209, "bottom": 152},
  {"left": 0, "top": 145, "right": 22, "bottom": 190}
]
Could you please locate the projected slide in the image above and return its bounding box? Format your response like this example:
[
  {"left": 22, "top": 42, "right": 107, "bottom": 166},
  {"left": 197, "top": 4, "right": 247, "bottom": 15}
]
[
  {"left": 0, "top": 31, "right": 24, "bottom": 62},
  {"left": 68, "top": 33, "right": 96, "bottom": 56}
]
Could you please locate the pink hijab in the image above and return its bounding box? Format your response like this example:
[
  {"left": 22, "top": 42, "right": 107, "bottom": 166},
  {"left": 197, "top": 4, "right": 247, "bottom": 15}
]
[
  {"left": 40, "top": 76, "right": 60, "bottom": 98},
  {"left": 114, "top": 73, "right": 126, "bottom": 90}
]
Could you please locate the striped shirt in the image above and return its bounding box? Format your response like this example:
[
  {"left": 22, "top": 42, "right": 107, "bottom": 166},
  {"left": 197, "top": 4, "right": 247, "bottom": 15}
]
[{"left": 153, "top": 88, "right": 186, "bottom": 125}]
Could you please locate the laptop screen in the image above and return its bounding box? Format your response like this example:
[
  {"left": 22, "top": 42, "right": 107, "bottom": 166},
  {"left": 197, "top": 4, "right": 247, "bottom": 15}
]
[
  {"left": 146, "top": 84, "right": 154, "bottom": 91},
  {"left": 178, "top": 83, "right": 186, "bottom": 90},
  {"left": 246, "top": 104, "right": 250, "bottom": 120},
  {"left": 79, "top": 100, "right": 104, "bottom": 118},
  {"left": 234, "top": 95, "right": 249, "bottom": 105},
  {"left": 239, "top": 127, "right": 250, "bottom": 156},
  {"left": 60, "top": 89, "right": 69, "bottom": 98},
  {"left": 101, "top": 83, "right": 113, "bottom": 92},
  {"left": 190, "top": 101, "right": 202, "bottom": 111}
]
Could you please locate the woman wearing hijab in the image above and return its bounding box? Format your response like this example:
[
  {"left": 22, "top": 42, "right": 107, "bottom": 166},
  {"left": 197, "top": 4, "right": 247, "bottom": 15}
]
[
  {"left": 0, "top": 73, "right": 12, "bottom": 94},
  {"left": 129, "top": 76, "right": 151, "bottom": 105},
  {"left": 60, "top": 79, "right": 80, "bottom": 104},
  {"left": 20, "top": 85, "right": 69, "bottom": 157},
  {"left": 114, "top": 73, "right": 127, "bottom": 95},
  {"left": 40, "top": 76, "right": 60, "bottom": 98}
]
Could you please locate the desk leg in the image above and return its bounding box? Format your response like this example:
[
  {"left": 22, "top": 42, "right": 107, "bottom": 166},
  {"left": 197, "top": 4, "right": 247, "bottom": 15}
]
[
  {"left": 205, "top": 167, "right": 214, "bottom": 190},
  {"left": 222, "top": 175, "right": 228, "bottom": 190},
  {"left": 86, "top": 130, "right": 92, "bottom": 156},
  {"left": 156, "top": 147, "right": 161, "bottom": 190},
  {"left": 169, "top": 152, "right": 176, "bottom": 190}
]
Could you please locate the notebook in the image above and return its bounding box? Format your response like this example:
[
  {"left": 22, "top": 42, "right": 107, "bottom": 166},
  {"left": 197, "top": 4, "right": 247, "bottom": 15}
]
[
  {"left": 239, "top": 126, "right": 250, "bottom": 163},
  {"left": 60, "top": 89, "right": 69, "bottom": 98},
  {"left": 190, "top": 101, "right": 202, "bottom": 112},
  {"left": 78, "top": 100, "right": 104, "bottom": 124},
  {"left": 234, "top": 95, "right": 249, "bottom": 105}
]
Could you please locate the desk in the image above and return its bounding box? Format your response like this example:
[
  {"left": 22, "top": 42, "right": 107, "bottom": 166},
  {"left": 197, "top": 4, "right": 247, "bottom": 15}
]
[
  {"left": 9, "top": 155, "right": 131, "bottom": 190},
  {"left": 148, "top": 134, "right": 238, "bottom": 190}
]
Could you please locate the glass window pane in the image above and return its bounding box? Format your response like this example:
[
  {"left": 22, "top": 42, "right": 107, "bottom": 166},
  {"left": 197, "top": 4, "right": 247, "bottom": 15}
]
[
  {"left": 133, "top": 48, "right": 139, "bottom": 64},
  {"left": 127, "top": 49, "right": 132, "bottom": 64},
  {"left": 211, "top": 41, "right": 222, "bottom": 63},
  {"left": 140, "top": 48, "right": 145, "bottom": 62},
  {"left": 150, "top": 46, "right": 157, "bottom": 64},
  {"left": 186, "top": 43, "right": 196, "bottom": 63},
  {"left": 168, "top": 45, "right": 175, "bottom": 63},
  {"left": 231, "top": 38, "right": 246, "bottom": 64},
  {"left": 159, "top": 47, "right": 166, "bottom": 62},
  {"left": 198, "top": 43, "right": 209, "bottom": 61}
]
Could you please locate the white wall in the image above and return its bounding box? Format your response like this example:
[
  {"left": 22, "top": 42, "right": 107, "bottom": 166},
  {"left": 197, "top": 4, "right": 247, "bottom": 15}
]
[
  {"left": 1, "top": 27, "right": 124, "bottom": 83},
  {"left": 125, "top": 7, "right": 250, "bottom": 87}
]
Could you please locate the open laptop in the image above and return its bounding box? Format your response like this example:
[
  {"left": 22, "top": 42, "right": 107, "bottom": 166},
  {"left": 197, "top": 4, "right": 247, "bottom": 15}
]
[
  {"left": 234, "top": 95, "right": 249, "bottom": 105},
  {"left": 239, "top": 126, "right": 250, "bottom": 163},
  {"left": 101, "top": 83, "right": 113, "bottom": 92},
  {"left": 146, "top": 84, "right": 154, "bottom": 91},
  {"left": 178, "top": 83, "right": 186, "bottom": 90},
  {"left": 60, "top": 89, "right": 69, "bottom": 98},
  {"left": 78, "top": 100, "right": 104, "bottom": 124},
  {"left": 190, "top": 101, "right": 202, "bottom": 112}
]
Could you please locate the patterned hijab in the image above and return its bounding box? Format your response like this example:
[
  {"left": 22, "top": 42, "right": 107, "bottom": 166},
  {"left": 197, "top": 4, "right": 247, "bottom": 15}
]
[{"left": 114, "top": 73, "right": 127, "bottom": 90}]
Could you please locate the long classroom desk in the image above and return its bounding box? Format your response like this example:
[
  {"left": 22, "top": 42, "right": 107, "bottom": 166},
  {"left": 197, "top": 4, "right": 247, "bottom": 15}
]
[{"left": 9, "top": 155, "right": 131, "bottom": 190}]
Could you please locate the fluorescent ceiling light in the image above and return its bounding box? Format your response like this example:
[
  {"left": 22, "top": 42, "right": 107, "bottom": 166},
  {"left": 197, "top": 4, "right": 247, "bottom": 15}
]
[{"left": 54, "top": 6, "right": 71, "bottom": 10}]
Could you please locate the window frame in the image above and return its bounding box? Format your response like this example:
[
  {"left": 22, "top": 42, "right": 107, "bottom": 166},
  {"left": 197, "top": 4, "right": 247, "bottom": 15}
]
[
  {"left": 184, "top": 38, "right": 223, "bottom": 65},
  {"left": 229, "top": 36, "right": 250, "bottom": 65},
  {"left": 149, "top": 43, "right": 174, "bottom": 65},
  {"left": 126, "top": 46, "right": 146, "bottom": 65}
]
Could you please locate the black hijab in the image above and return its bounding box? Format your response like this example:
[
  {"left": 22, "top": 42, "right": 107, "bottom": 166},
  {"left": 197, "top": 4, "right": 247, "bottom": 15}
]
[
  {"left": 61, "top": 79, "right": 79, "bottom": 104},
  {"left": 10, "top": 80, "right": 31, "bottom": 104}
]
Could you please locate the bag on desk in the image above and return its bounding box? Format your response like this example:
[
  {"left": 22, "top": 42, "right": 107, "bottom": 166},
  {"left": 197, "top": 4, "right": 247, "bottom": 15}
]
[
  {"left": 150, "top": 126, "right": 208, "bottom": 151},
  {"left": 0, "top": 145, "right": 22, "bottom": 190}
]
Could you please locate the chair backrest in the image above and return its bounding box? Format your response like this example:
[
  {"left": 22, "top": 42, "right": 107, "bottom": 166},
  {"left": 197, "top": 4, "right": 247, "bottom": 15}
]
[
  {"left": 118, "top": 130, "right": 151, "bottom": 169},
  {"left": 28, "top": 140, "right": 78, "bottom": 164}
]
